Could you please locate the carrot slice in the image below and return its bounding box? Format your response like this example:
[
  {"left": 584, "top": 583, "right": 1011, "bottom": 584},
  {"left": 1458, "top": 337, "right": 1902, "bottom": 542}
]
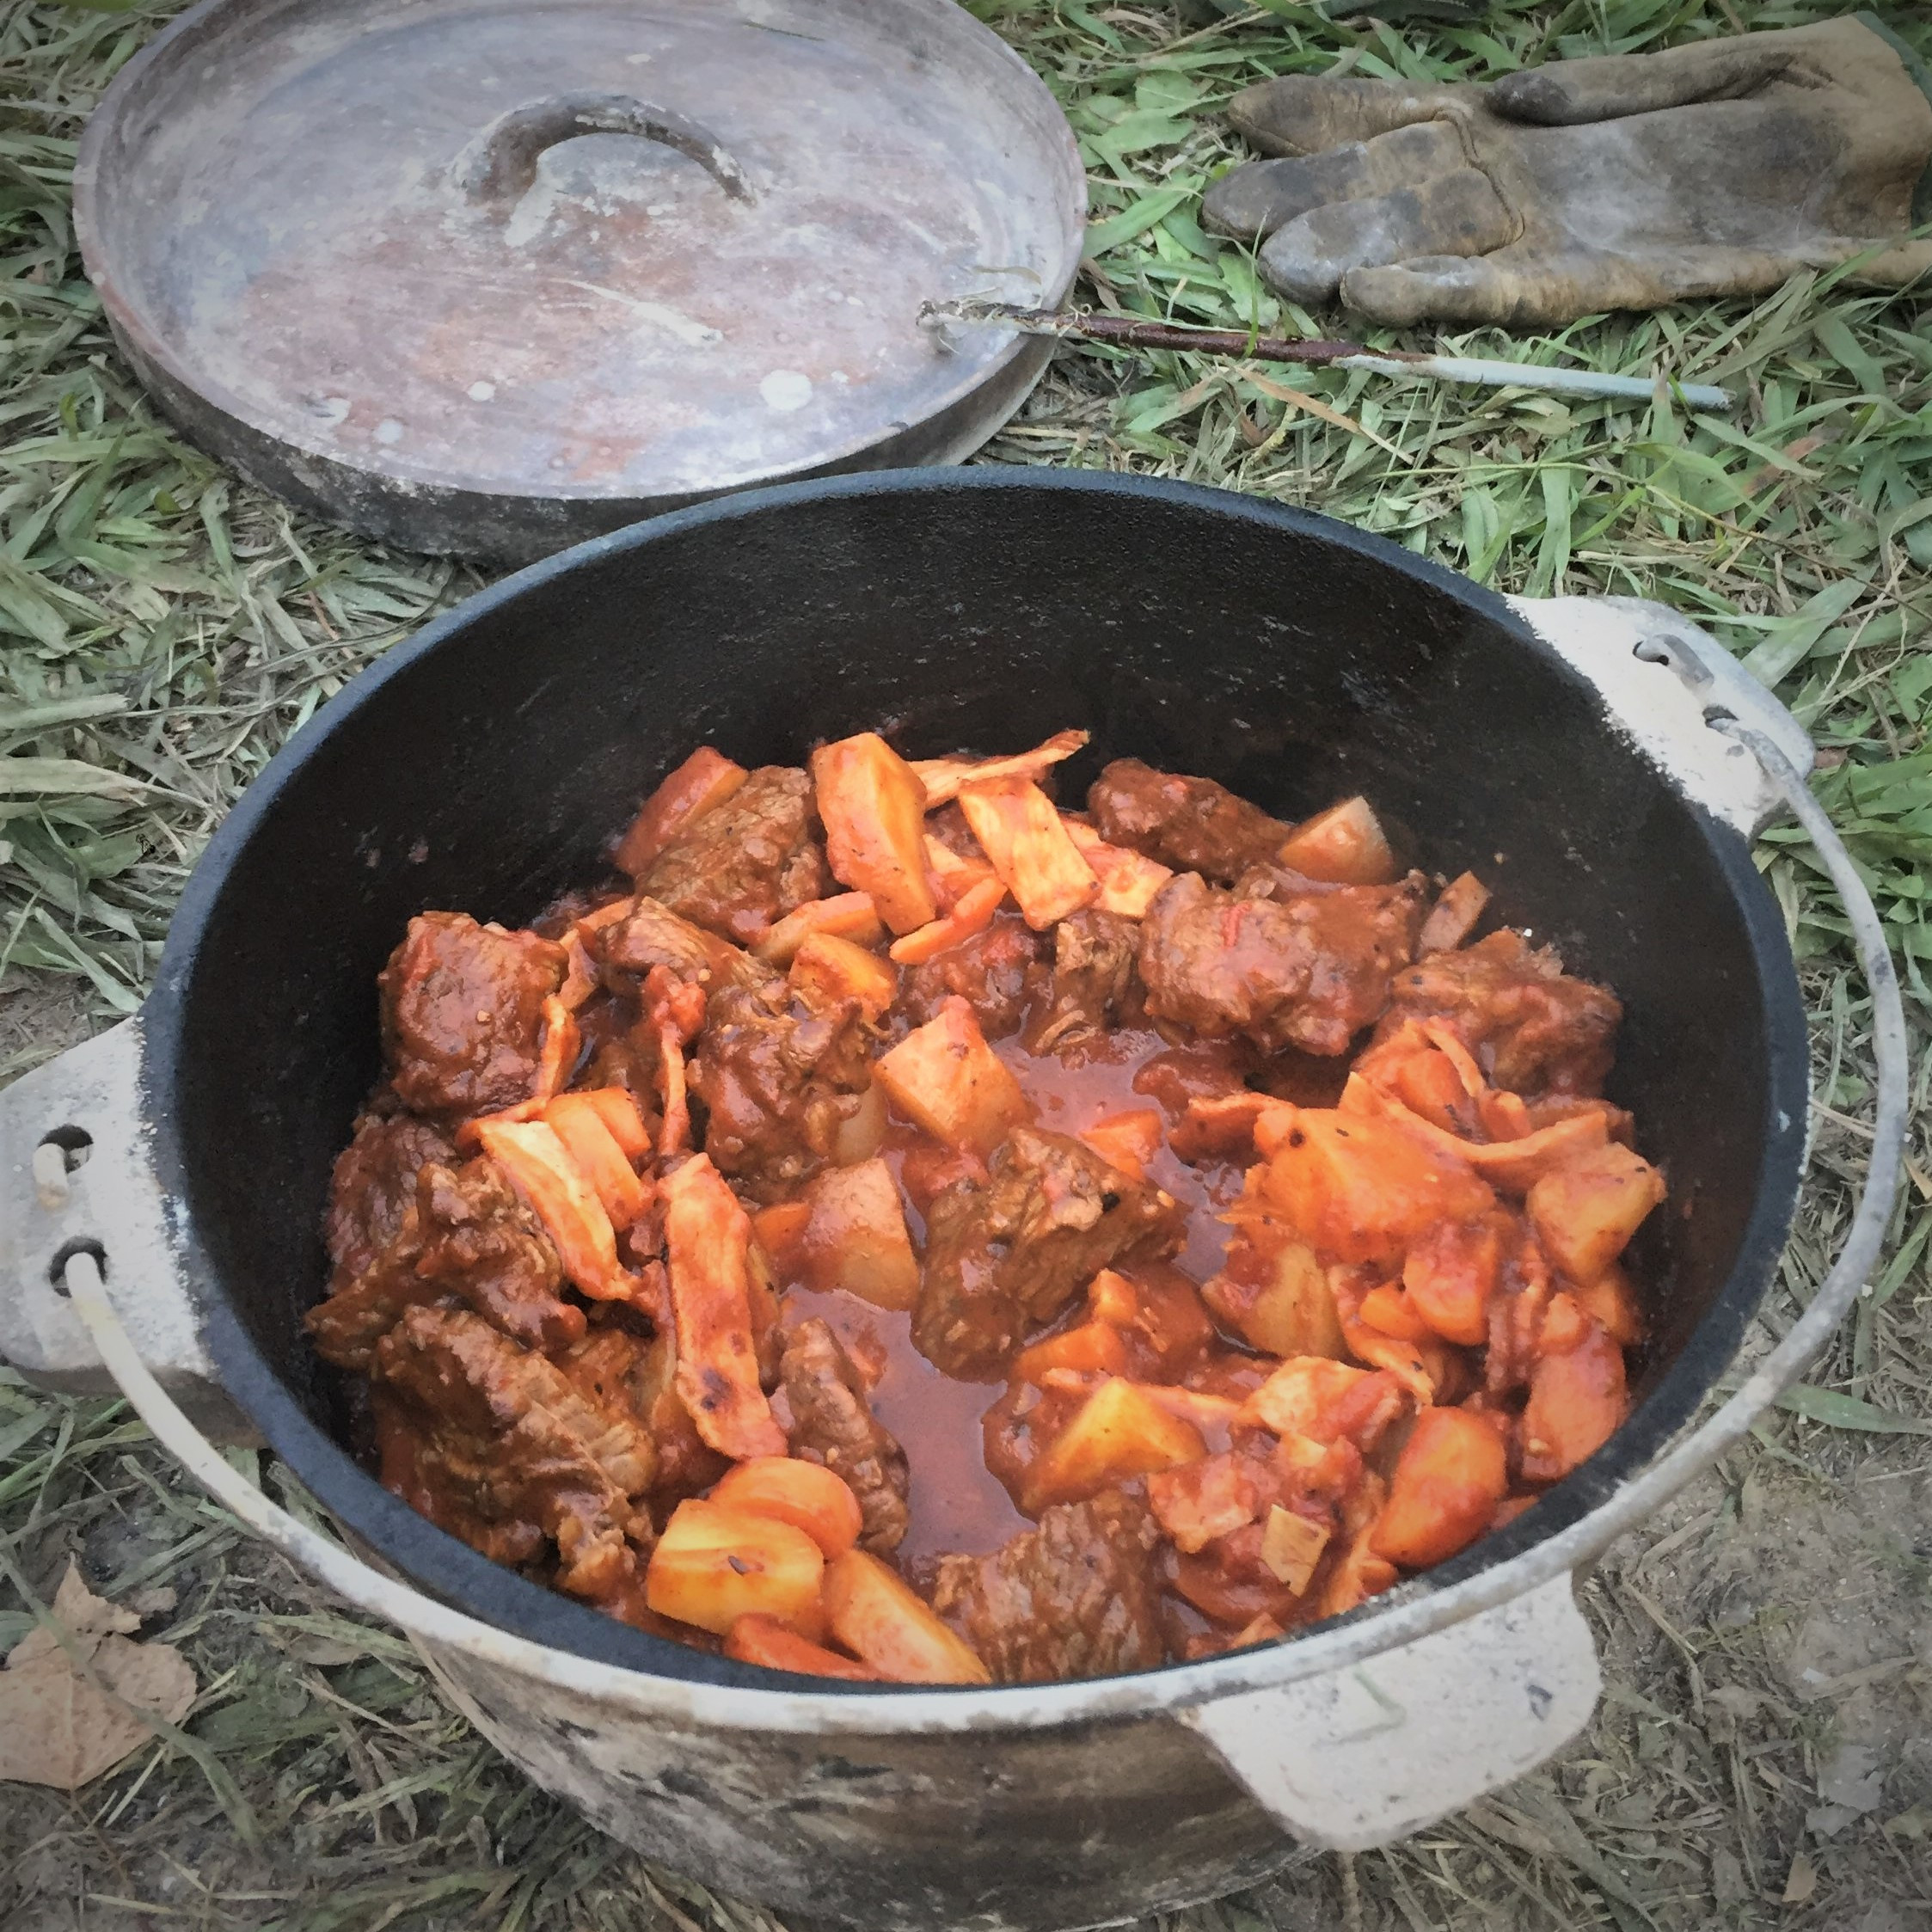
[
  {"left": 543, "top": 1092, "right": 651, "bottom": 1228},
  {"left": 909, "top": 729, "right": 1089, "bottom": 808},
  {"left": 615, "top": 747, "right": 749, "bottom": 877},
  {"left": 823, "top": 1550, "right": 991, "bottom": 1685},
  {"left": 873, "top": 996, "right": 1027, "bottom": 1156},
  {"left": 531, "top": 996, "right": 580, "bottom": 1104},
  {"left": 576, "top": 1087, "right": 653, "bottom": 1161},
  {"left": 956, "top": 776, "right": 1098, "bottom": 929},
  {"left": 790, "top": 931, "right": 899, "bottom": 1021},
  {"left": 660, "top": 1154, "right": 788, "bottom": 1460},
  {"left": 753, "top": 892, "right": 885, "bottom": 966},
  {"left": 886, "top": 874, "right": 1008, "bottom": 966},
  {"left": 725, "top": 1614, "right": 879, "bottom": 1679},
  {"left": 923, "top": 834, "right": 999, "bottom": 912},
  {"left": 712, "top": 1457, "right": 865, "bottom": 1559},
  {"left": 1060, "top": 817, "right": 1175, "bottom": 918},
  {"left": 474, "top": 1118, "right": 631, "bottom": 1300},
  {"left": 812, "top": 733, "right": 936, "bottom": 935},
  {"left": 1276, "top": 795, "right": 1398, "bottom": 885}
]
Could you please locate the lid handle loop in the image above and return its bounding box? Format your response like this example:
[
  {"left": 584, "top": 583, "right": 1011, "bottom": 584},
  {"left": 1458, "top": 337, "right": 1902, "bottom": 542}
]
[{"left": 453, "top": 93, "right": 753, "bottom": 211}]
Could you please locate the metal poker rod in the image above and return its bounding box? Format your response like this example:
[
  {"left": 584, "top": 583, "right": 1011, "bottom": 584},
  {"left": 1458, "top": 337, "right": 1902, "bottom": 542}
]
[{"left": 920, "top": 300, "right": 1735, "bottom": 414}]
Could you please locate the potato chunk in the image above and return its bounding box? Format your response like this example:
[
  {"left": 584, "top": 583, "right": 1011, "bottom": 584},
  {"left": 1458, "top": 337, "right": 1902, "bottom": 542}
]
[
  {"left": 646, "top": 1500, "right": 825, "bottom": 1637},
  {"left": 754, "top": 892, "right": 884, "bottom": 965},
  {"left": 711, "top": 1457, "right": 865, "bottom": 1558},
  {"left": 812, "top": 733, "right": 936, "bottom": 935},
  {"left": 1527, "top": 1143, "right": 1665, "bottom": 1285},
  {"left": 1519, "top": 1322, "right": 1628, "bottom": 1483},
  {"left": 800, "top": 1156, "right": 920, "bottom": 1310},
  {"left": 874, "top": 996, "right": 1027, "bottom": 1156},
  {"left": 824, "top": 1550, "right": 991, "bottom": 1684},
  {"left": 1370, "top": 1407, "right": 1508, "bottom": 1567},
  {"left": 1275, "top": 795, "right": 1397, "bottom": 885},
  {"left": 1204, "top": 1227, "right": 1347, "bottom": 1359},
  {"left": 1022, "top": 1378, "right": 1205, "bottom": 1512}
]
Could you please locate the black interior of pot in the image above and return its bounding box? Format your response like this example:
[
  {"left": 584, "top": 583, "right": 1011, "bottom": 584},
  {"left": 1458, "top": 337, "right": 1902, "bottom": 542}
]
[{"left": 147, "top": 469, "right": 1807, "bottom": 1687}]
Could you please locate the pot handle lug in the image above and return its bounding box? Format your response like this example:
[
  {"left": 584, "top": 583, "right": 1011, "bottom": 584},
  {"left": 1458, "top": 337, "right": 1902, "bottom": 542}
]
[
  {"left": 452, "top": 93, "right": 753, "bottom": 211},
  {"left": 0, "top": 1018, "right": 253, "bottom": 1441},
  {"left": 1178, "top": 1572, "right": 1599, "bottom": 1849},
  {"left": 1505, "top": 593, "right": 1814, "bottom": 839}
]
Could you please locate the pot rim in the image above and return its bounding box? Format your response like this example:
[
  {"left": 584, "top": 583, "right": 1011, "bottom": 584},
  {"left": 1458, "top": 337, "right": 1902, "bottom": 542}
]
[{"left": 144, "top": 466, "right": 1812, "bottom": 1727}]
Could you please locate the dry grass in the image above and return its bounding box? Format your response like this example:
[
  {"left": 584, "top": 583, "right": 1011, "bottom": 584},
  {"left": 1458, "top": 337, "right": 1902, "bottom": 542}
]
[{"left": 2, "top": 0, "right": 1929, "bottom": 1926}]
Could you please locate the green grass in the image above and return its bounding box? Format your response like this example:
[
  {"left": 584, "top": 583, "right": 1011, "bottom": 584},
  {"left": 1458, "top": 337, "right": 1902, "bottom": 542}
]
[{"left": 3, "top": 0, "right": 1929, "bottom": 1927}]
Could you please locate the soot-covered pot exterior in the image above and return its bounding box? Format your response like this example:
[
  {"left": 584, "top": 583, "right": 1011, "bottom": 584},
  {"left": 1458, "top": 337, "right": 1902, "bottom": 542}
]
[{"left": 0, "top": 473, "right": 1828, "bottom": 1932}]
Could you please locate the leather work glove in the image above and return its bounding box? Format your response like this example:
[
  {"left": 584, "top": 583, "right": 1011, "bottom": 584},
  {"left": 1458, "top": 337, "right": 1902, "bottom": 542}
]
[{"left": 1202, "top": 18, "right": 1932, "bottom": 328}]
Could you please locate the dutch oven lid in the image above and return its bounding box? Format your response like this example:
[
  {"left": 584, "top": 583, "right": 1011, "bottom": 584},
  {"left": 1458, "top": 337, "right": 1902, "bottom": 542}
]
[{"left": 79, "top": 0, "right": 1083, "bottom": 506}]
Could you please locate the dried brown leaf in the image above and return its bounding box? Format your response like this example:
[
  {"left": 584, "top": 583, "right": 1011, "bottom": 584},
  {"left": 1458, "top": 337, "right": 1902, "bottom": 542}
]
[{"left": 0, "top": 1561, "right": 196, "bottom": 1791}]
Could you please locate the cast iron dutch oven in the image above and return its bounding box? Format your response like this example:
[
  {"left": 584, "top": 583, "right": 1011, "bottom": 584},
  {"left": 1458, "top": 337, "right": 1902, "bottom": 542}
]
[{"left": 0, "top": 471, "right": 1904, "bottom": 1932}]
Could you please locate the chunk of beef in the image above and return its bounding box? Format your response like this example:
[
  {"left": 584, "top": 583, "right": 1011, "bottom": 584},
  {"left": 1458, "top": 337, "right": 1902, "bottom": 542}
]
[
  {"left": 915, "top": 1127, "right": 1185, "bottom": 1379},
  {"left": 687, "top": 982, "right": 874, "bottom": 1201},
  {"left": 638, "top": 766, "right": 829, "bottom": 946},
  {"left": 561, "top": 1325, "right": 732, "bottom": 1511},
  {"left": 929, "top": 1491, "right": 1163, "bottom": 1683},
  {"left": 371, "top": 1304, "right": 655, "bottom": 1601},
  {"left": 780, "top": 1318, "right": 911, "bottom": 1554},
  {"left": 596, "top": 896, "right": 776, "bottom": 997},
  {"left": 379, "top": 912, "right": 567, "bottom": 1121},
  {"left": 1088, "top": 758, "right": 1291, "bottom": 884},
  {"left": 307, "top": 1159, "right": 584, "bottom": 1371},
  {"left": 1377, "top": 929, "right": 1621, "bottom": 1096},
  {"left": 1024, "top": 908, "right": 1142, "bottom": 1054},
  {"left": 1138, "top": 868, "right": 1426, "bottom": 1057},
  {"left": 898, "top": 912, "right": 1043, "bottom": 1040},
  {"left": 323, "top": 1107, "right": 457, "bottom": 1287}
]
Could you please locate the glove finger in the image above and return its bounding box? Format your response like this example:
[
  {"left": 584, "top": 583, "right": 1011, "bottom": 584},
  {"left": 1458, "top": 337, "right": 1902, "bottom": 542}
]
[
  {"left": 1488, "top": 37, "right": 1800, "bottom": 126},
  {"left": 1258, "top": 169, "right": 1514, "bottom": 307},
  {"left": 1344, "top": 241, "right": 1816, "bottom": 329},
  {"left": 1340, "top": 255, "right": 1517, "bottom": 327},
  {"left": 1227, "top": 74, "right": 1463, "bottom": 157},
  {"left": 1203, "top": 123, "right": 1464, "bottom": 241}
]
